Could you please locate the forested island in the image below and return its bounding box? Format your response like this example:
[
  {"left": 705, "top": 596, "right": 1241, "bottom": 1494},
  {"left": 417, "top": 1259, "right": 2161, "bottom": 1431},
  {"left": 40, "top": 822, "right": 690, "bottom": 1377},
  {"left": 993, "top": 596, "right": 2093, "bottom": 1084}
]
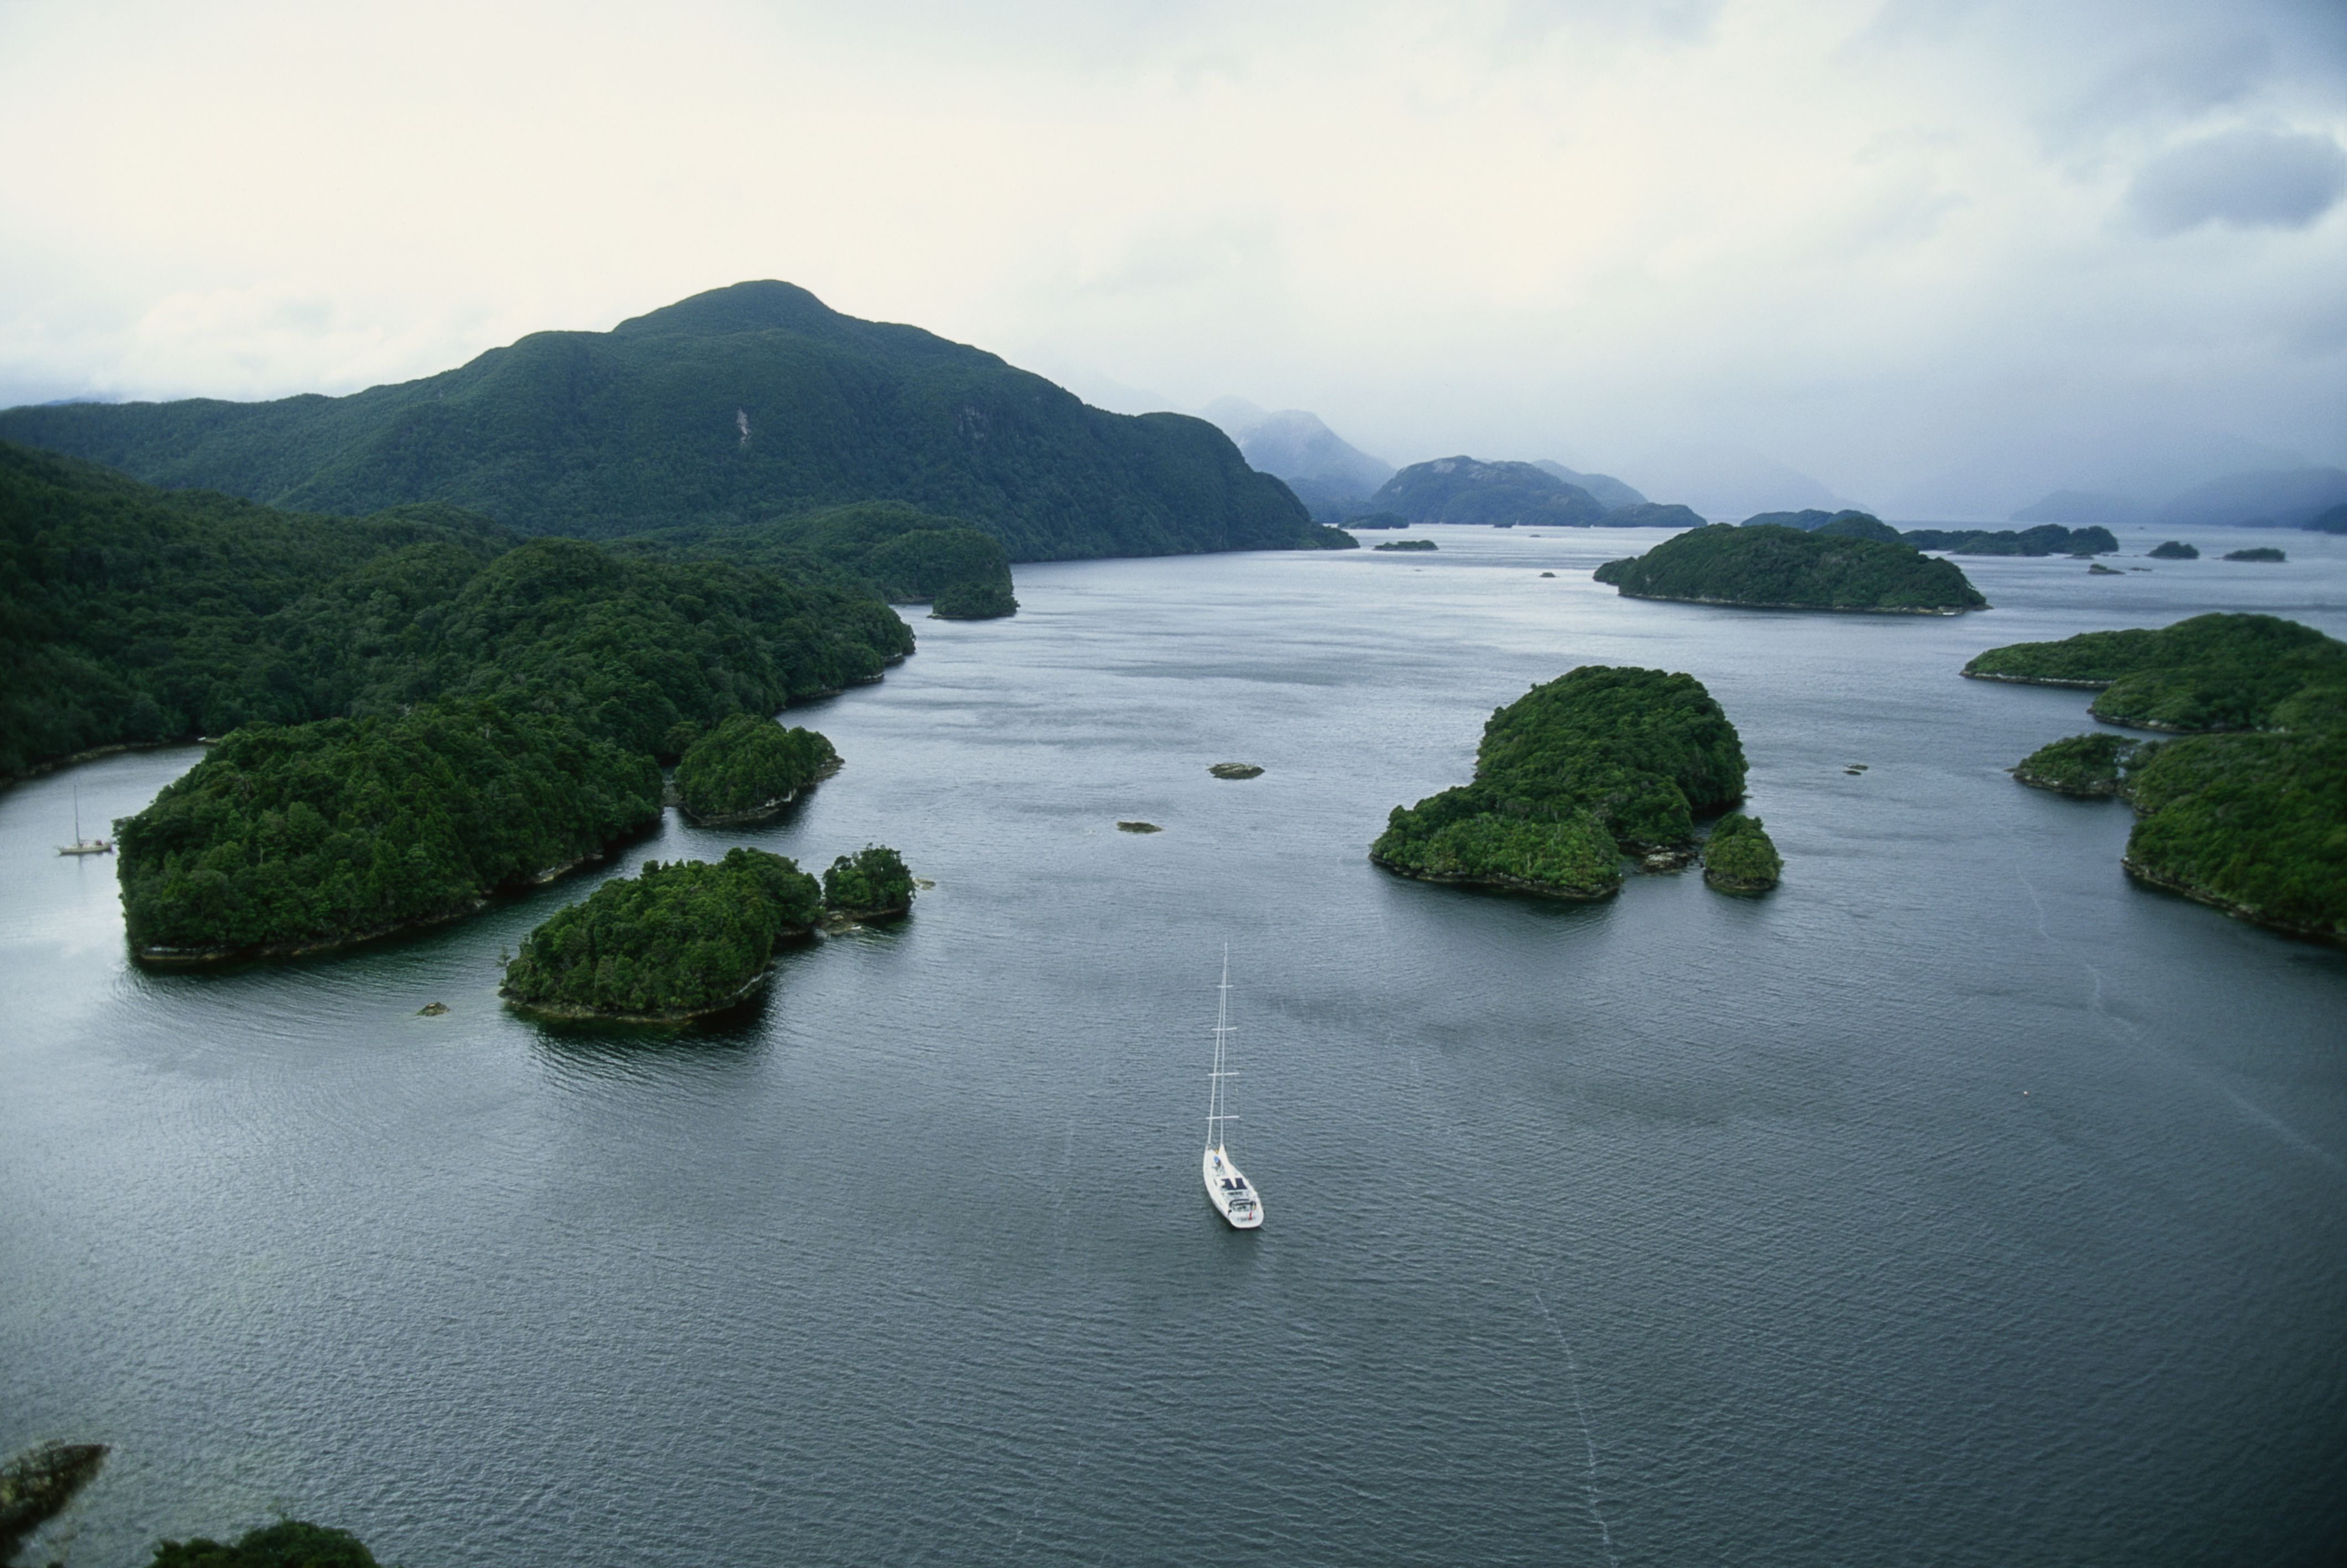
[
  {"left": 1973, "top": 613, "right": 2347, "bottom": 944},
  {"left": 1594, "top": 524, "right": 1988, "bottom": 613},
  {"left": 1374, "top": 539, "right": 1437, "bottom": 551},
  {"left": 673, "top": 714, "right": 840, "bottom": 824},
  {"left": 1371, "top": 666, "right": 1752, "bottom": 899},
  {"left": 501, "top": 848, "right": 824, "bottom": 1020},
  {"left": 1369, "top": 458, "right": 1607, "bottom": 527},
  {"left": 2223, "top": 547, "right": 2286, "bottom": 562},
  {"left": 1734, "top": 509, "right": 2116, "bottom": 556},
  {"left": 2149, "top": 540, "right": 2199, "bottom": 560},
  {"left": 823, "top": 845, "right": 917, "bottom": 918},
  {"left": 1701, "top": 814, "right": 1782, "bottom": 892},
  {"left": 151, "top": 1519, "right": 383, "bottom": 1567}
]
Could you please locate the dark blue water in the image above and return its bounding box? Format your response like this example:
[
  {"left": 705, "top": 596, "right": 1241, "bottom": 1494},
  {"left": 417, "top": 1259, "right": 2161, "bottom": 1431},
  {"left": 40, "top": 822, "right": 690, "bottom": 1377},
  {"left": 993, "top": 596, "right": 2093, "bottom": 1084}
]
[{"left": 6, "top": 527, "right": 2344, "bottom": 1566}]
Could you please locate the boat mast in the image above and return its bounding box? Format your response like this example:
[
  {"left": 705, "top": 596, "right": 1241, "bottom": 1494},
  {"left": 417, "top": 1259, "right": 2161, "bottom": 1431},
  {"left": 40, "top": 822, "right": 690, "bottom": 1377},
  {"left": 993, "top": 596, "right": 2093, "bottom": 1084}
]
[{"left": 1206, "top": 945, "right": 1236, "bottom": 1152}]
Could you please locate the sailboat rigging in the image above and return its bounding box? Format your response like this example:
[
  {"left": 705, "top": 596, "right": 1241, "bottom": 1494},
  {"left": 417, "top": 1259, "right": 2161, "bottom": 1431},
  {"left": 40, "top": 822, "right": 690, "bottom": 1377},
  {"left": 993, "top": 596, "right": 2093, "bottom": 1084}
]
[
  {"left": 58, "top": 786, "right": 112, "bottom": 856},
  {"left": 1202, "top": 947, "right": 1263, "bottom": 1229}
]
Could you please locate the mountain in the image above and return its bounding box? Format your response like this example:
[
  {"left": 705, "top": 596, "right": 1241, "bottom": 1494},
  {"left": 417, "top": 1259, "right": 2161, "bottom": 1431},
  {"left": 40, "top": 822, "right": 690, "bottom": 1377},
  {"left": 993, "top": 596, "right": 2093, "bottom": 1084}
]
[
  {"left": 2011, "top": 490, "right": 2150, "bottom": 525},
  {"left": 0, "top": 281, "right": 1335, "bottom": 563},
  {"left": 1531, "top": 461, "right": 1646, "bottom": 511},
  {"left": 1370, "top": 457, "right": 1607, "bottom": 527},
  {"left": 2155, "top": 468, "right": 2347, "bottom": 530},
  {"left": 1201, "top": 401, "right": 1394, "bottom": 521},
  {"left": 1889, "top": 425, "right": 2311, "bottom": 522}
]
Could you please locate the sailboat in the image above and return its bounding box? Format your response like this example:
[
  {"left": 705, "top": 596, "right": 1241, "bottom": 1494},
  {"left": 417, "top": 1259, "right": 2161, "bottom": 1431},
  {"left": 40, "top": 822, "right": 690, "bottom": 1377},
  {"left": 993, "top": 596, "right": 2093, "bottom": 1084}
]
[
  {"left": 1202, "top": 947, "right": 1263, "bottom": 1229},
  {"left": 57, "top": 787, "right": 112, "bottom": 856}
]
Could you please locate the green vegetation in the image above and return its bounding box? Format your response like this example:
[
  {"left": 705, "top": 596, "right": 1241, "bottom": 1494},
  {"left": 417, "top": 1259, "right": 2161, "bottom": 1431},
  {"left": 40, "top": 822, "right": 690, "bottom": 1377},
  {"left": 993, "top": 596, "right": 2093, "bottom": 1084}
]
[
  {"left": 1738, "top": 508, "right": 1876, "bottom": 530},
  {"left": 1816, "top": 514, "right": 1903, "bottom": 542},
  {"left": 2149, "top": 540, "right": 2199, "bottom": 560},
  {"left": 673, "top": 714, "right": 839, "bottom": 823},
  {"left": 148, "top": 1519, "right": 381, "bottom": 1567},
  {"left": 1372, "top": 666, "right": 1749, "bottom": 899},
  {"left": 1962, "top": 613, "right": 2347, "bottom": 731},
  {"left": 1368, "top": 458, "right": 1607, "bottom": 527},
  {"left": 0, "top": 443, "right": 922, "bottom": 958},
  {"left": 1373, "top": 539, "right": 1437, "bottom": 551},
  {"left": 1973, "top": 614, "right": 2347, "bottom": 944},
  {"left": 501, "top": 849, "right": 823, "bottom": 1018},
  {"left": 2, "top": 1440, "right": 107, "bottom": 1563},
  {"left": 823, "top": 845, "right": 916, "bottom": 917},
  {"left": 2122, "top": 731, "right": 2347, "bottom": 942},
  {"left": 0, "top": 281, "right": 1330, "bottom": 562},
  {"left": 1595, "top": 524, "right": 1987, "bottom": 613},
  {"left": 2013, "top": 732, "right": 2146, "bottom": 796},
  {"left": 616, "top": 500, "right": 1018, "bottom": 619},
  {"left": 2223, "top": 547, "right": 2287, "bottom": 562},
  {"left": 119, "top": 702, "right": 660, "bottom": 958},
  {"left": 1901, "top": 524, "right": 2118, "bottom": 555},
  {"left": 1701, "top": 813, "right": 1781, "bottom": 892}
]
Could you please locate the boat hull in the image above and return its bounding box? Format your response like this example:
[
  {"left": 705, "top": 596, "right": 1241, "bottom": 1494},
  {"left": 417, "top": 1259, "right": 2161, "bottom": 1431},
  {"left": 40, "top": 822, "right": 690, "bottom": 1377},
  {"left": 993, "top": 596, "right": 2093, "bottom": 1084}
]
[{"left": 1203, "top": 1146, "right": 1263, "bottom": 1229}]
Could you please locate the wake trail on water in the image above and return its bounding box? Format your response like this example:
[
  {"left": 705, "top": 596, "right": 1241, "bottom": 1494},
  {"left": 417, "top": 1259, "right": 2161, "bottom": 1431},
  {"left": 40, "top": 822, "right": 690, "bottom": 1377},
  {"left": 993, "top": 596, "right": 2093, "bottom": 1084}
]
[
  {"left": 1533, "top": 1287, "right": 1621, "bottom": 1568},
  {"left": 2011, "top": 864, "right": 2341, "bottom": 1173}
]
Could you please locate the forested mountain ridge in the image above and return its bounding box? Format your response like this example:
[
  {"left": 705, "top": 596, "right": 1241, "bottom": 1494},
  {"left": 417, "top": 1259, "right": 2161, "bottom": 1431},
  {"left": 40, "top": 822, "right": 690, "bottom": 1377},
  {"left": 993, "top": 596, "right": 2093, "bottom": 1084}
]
[{"left": 0, "top": 281, "right": 1337, "bottom": 562}]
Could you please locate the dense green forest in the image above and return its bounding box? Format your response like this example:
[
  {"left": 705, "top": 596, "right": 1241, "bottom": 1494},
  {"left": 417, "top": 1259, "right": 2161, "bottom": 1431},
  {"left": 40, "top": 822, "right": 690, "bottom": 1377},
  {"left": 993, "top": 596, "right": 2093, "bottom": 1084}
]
[
  {"left": 673, "top": 714, "right": 839, "bottom": 822},
  {"left": 1595, "top": 524, "right": 1987, "bottom": 613},
  {"left": 2149, "top": 540, "right": 2199, "bottom": 559},
  {"left": 1961, "top": 613, "right": 2347, "bottom": 731},
  {"left": 2223, "top": 547, "right": 2286, "bottom": 562},
  {"left": 2013, "top": 732, "right": 2144, "bottom": 796},
  {"left": 617, "top": 500, "right": 1020, "bottom": 619},
  {"left": 823, "top": 845, "right": 916, "bottom": 917},
  {"left": 0, "top": 441, "right": 914, "bottom": 781},
  {"left": 1, "top": 442, "right": 930, "bottom": 957},
  {"left": 1973, "top": 614, "right": 2347, "bottom": 943},
  {"left": 119, "top": 702, "right": 660, "bottom": 957},
  {"left": 501, "top": 848, "right": 823, "bottom": 1018},
  {"left": 1368, "top": 458, "right": 1608, "bottom": 527},
  {"left": 1701, "top": 813, "right": 1781, "bottom": 892},
  {"left": 1372, "top": 666, "right": 1749, "bottom": 899},
  {"left": 0, "top": 281, "right": 1338, "bottom": 562},
  {"left": 149, "top": 1519, "right": 383, "bottom": 1567}
]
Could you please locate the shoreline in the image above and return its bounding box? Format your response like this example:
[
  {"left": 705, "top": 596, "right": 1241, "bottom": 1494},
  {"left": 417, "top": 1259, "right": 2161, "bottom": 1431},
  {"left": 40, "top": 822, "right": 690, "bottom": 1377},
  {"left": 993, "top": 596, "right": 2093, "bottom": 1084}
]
[
  {"left": 1614, "top": 589, "right": 1982, "bottom": 615},
  {"left": 500, "top": 959, "right": 782, "bottom": 1024},
  {"left": 2121, "top": 853, "right": 2343, "bottom": 948},
  {"left": 1368, "top": 851, "right": 1619, "bottom": 901}
]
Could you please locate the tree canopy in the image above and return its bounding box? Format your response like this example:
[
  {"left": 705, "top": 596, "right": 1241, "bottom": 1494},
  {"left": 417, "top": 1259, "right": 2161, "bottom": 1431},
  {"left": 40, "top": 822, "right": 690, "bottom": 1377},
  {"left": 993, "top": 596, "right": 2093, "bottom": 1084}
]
[
  {"left": 673, "top": 714, "right": 839, "bottom": 822},
  {"left": 501, "top": 848, "right": 824, "bottom": 1018},
  {"left": 1372, "top": 666, "right": 1750, "bottom": 898},
  {"left": 823, "top": 845, "right": 916, "bottom": 917},
  {"left": 1595, "top": 524, "right": 1987, "bottom": 613}
]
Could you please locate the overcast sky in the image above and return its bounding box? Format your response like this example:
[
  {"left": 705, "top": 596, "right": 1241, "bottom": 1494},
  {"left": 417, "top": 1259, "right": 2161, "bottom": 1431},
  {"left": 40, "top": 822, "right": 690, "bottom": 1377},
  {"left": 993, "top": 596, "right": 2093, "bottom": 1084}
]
[{"left": 2, "top": 0, "right": 2341, "bottom": 515}]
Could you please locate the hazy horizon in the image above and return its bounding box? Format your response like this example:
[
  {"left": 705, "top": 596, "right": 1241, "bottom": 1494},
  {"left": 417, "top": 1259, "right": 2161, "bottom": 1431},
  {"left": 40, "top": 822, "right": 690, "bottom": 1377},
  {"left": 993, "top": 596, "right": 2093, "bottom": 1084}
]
[{"left": 3, "top": 0, "right": 2342, "bottom": 519}]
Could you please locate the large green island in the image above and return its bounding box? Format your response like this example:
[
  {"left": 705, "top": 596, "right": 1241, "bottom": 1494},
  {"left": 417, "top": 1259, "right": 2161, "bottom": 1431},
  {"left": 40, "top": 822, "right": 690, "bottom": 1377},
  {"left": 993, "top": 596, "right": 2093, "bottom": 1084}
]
[
  {"left": 1371, "top": 665, "right": 1764, "bottom": 899},
  {"left": 673, "top": 714, "right": 841, "bottom": 824},
  {"left": 1594, "top": 524, "right": 1988, "bottom": 613},
  {"left": 1972, "top": 613, "right": 2347, "bottom": 944}
]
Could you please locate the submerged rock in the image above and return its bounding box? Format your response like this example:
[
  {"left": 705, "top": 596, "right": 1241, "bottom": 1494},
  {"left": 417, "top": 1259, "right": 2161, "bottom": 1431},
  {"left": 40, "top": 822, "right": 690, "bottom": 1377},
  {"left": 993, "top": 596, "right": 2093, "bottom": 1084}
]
[
  {"left": 1116, "top": 820, "right": 1163, "bottom": 833},
  {"left": 417, "top": 1001, "right": 449, "bottom": 1017}
]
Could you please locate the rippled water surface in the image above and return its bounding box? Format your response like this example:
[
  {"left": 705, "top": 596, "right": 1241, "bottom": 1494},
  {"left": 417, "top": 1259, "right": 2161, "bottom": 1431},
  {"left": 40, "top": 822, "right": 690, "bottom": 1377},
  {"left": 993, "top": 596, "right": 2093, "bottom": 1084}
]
[{"left": 6, "top": 527, "right": 2345, "bottom": 1566}]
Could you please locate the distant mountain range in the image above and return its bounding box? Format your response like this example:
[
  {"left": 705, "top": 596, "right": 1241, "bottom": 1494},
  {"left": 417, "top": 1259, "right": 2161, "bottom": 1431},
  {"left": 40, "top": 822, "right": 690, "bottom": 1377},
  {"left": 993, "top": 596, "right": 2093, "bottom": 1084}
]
[
  {"left": 0, "top": 282, "right": 1338, "bottom": 562},
  {"left": 2011, "top": 467, "right": 2347, "bottom": 530},
  {"left": 1202, "top": 400, "right": 1395, "bottom": 519}
]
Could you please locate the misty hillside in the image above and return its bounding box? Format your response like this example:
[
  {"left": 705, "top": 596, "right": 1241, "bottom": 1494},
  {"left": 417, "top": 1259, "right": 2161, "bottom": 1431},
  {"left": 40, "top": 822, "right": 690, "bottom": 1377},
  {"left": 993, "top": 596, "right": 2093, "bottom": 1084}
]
[
  {"left": 2010, "top": 490, "right": 2149, "bottom": 525},
  {"left": 2156, "top": 468, "right": 2347, "bottom": 530},
  {"left": 1532, "top": 461, "right": 1646, "bottom": 511},
  {"left": 0, "top": 283, "right": 1334, "bottom": 563},
  {"left": 1371, "top": 458, "right": 1608, "bottom": 527}
]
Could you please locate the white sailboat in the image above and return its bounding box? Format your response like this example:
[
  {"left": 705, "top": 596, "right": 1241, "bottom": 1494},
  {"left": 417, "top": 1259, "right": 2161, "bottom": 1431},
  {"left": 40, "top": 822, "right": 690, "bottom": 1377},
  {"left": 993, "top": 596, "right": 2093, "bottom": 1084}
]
[
  {"left": 1202, "top": 947, "right": 1263, "bottom": 1229},
  {"left": 57, "top": 787, "right": 112, "bottom": 856}
]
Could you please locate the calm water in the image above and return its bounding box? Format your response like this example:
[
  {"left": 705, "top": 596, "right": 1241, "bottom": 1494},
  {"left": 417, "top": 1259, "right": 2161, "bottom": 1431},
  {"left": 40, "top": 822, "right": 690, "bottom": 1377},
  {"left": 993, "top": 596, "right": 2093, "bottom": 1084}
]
[{"left": 6, "top": 527, "right": 2345, "bottom": 1567}]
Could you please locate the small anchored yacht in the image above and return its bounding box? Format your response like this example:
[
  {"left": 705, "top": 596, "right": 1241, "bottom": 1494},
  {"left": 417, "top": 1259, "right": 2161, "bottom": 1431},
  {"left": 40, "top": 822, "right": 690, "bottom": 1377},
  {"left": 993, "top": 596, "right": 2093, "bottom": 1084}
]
[
  {"left": 57, "top": 788, "right": 112, "bottom": 856},
  {"left": 1202, "top": 948, "right": 1263, "bottom": 1229}
]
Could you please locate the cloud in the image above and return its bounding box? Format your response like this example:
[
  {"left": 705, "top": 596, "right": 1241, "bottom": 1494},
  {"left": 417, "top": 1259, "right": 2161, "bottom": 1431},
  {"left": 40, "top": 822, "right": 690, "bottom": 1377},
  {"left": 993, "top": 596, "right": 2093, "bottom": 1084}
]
[{"left": 2127, "top": 128, "right": 2347, "bottom": 234}]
